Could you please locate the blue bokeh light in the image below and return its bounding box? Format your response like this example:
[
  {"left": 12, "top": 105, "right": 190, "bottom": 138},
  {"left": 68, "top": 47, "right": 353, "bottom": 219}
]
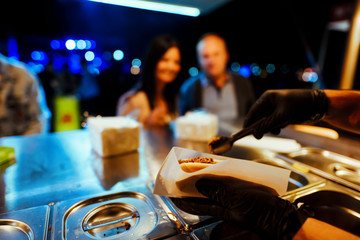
[
  {"left": 31, "top": 51, "right": 48, "bottom": 63},
  {"left": 85, "top": 40, "right": 92, "bottom": 49},
  {"left": 69, "top": 54, "right": 82, "bottom": 74},
  {"left": 113, "top": 50, "right": 124, "bottom": 61},
  {"left": 31, "top": 51, "right": 42, "bottom": 61},
  {"left": 65, "top": 39, "right": 76, "bottom": 50},
  {"left": 231, "top": 62, "right": 241, "bottom": 72},
  {"left": 239, "top": 65, "right": 251, "bottom": 78},
  {"left": 188, "top": 67, "right": 199, "bottom": 77},
  {"left": 266, "top": 64, "right": 275, "bottom": 74},
  {"left": 251, "top": 65, "right": 261, "bottom": 76},
  {"left": 77, "top": 40, "right": 86, "bottom": 50},
  {"left": 302, "top": 72, "right": 318, "bottom": 83},
  {"left": 132, "top": 58, "right": 141, "bottom": 67},
  {"left": 85, "top": 51, "right": 95, "bottom": 61},
  {"left": 90, "top": 40, "right": 96, "bottom": 49},
  {"left": 50, "top": 40, "right": 61, "bottom": 50},
  {"left": 93, "top": 57, "right": 102, "bottom": 67}
]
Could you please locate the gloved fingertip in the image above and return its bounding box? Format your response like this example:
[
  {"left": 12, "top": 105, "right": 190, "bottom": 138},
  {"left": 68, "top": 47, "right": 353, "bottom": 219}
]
[
  {"left": 270, "top": 128, "right": 281, "bottom": 135},
  {"left": 253, "top": 131, "right": 263, "bottom": 140}
]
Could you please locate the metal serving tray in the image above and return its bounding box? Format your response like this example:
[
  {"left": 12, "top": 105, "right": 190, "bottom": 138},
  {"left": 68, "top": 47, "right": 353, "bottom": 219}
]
[
  {"left": 160, "top": 145, "right": 324, "bottom": 232},
  {"left": 51, "top": 184, "right": 177, "bottom": 240},
  {"left": 279, "top": 147, "right": 360, "bottom": 192},
  {"left": 0, "top": 205, "right": 49, "bottom": 240}
]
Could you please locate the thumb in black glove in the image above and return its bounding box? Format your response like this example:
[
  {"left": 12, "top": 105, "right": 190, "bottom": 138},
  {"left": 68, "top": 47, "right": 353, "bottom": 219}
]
[
  {"left": 243, "top": 89, "right": 328, "bottom": 139},
  {"left": 171, "top": 176, "right": 312, "bottom": 240}
]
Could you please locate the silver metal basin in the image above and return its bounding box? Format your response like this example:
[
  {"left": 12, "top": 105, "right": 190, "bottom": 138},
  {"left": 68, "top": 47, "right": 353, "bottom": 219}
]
[
  {"left": 283, "top": 147, "right": 360, "bottom": 191},
  {"left": 51, "top": 185, "right": 176, "bottom": 240},
  {"left": 0, "top": 205, "right": 49, "bottom": 240}
]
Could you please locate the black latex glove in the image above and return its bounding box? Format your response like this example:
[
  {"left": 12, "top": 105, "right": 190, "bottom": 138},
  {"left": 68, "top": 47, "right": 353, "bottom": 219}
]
[
  {"left": 243, "top": 89, "right": 328, "bottom": 139},
  {"left": 171, "top": 177, "right": 312, "bottom": 240}
]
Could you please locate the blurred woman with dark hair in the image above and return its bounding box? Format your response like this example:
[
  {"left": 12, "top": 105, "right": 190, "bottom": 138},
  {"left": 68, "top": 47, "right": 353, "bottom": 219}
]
[{"left": 116, "top": 35, "right": 182, "bottom": 127}]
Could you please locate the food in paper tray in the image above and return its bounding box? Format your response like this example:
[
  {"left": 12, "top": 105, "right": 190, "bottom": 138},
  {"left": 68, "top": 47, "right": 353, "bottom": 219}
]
[
  {"left": 153, "top": 147, "right": 291, "bottom": 198},
  {"left": 178, "top": 157, "right": 220, "bottom": 173}
]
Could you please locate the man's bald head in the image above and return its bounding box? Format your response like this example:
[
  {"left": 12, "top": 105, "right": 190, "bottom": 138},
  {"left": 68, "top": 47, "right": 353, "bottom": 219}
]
[{"left": 196, "top": 33, "right": 229, "bottom": 80}]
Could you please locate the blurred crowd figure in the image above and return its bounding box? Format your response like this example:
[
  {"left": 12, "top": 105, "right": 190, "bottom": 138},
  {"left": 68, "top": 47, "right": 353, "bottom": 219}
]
[
  {"left": 180, "top": 33, "right": 256, "bottom": 123},
  {"left": 116, "top": 35, "right": 182, "bottom": 127},
  {"left": 0, "top": 53, "right": 49, "bottom": 137}
]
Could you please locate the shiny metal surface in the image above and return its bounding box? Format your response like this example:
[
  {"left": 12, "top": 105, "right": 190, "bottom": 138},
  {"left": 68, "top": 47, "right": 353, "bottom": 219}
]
[
  {"left": 51, "top": 184, "right": 177, "bottom": 240},
  {"left": 0, "top": 130, "right": 150, "bottom": 214},
  {"left": 283, "top": 180, "right": 360, "bottom": 237},
  {"left": 280, "top": 147, "right": 360, "bottom": 192},
  {"left": 1, "top": 123, "right": 360, "bottom": 239},
  {"left": 0, "top": 220, "right": 33, "bottom": 240},
  {"left": 0, "top": 205, "right": 49, "bottom": 240}
]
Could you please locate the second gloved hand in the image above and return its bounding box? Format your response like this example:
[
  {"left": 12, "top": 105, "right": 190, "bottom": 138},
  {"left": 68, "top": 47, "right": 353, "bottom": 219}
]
[
  {"left": 243, "top": 89, "right": 328, "bottom": 139},
  {"left": 171, "top": 176, "right": 311, "bottom": 240}
]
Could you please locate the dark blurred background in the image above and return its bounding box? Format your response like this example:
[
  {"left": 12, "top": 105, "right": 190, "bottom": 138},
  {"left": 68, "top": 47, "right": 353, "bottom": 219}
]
[{"left": 0, "top": 0, "right": 355, "bottom": 124}]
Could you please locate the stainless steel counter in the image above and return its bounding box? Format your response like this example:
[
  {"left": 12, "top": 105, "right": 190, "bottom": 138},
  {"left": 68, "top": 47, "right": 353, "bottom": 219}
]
[
  {"left": 1, "top": 124, "right": 360, "bottom": 239},
  {"left": 0, "top": 129, "right": 151, "bottom": 214},
  {"left": 2, "top": 124, "right": 360, "bottom": 214},
  {"left": 0, "top": 125, "right": 211, "bottom": 214}
]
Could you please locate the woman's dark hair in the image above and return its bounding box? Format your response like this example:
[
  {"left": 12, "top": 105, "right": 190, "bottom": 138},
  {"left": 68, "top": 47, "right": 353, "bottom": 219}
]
[{"left": 139, "top": 35, "right": 181, "bottom": 113}]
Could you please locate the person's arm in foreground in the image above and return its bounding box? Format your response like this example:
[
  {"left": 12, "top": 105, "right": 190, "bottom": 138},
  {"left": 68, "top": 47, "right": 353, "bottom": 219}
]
[
  {"left": 323, "top": 90, "right": 360, "bottom": 133},
  {"left": 243, "top": 89, "right": 360, "bottom": 139},
  {"left": 171, "top": 176, "right": 360, "bottom": 240}
]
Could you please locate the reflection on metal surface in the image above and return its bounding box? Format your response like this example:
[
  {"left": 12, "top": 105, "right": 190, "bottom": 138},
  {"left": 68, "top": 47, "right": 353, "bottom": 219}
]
[
  {"left": 83, "top": 203, "right": 139, "bottom": 238},
  {"left": 0, "top": 205, "right": 49, "bottom": 240},
  {"left": 161, "top": 196, "right": 215, "bottom": 232},
  {"left": 62, "top": 192, "right": 157, "bottom": 239},
  {"left": 293, "top": 189, "right": 360, "bottom": 236},
  {"left": 0, "top": 220, "right": 33, "bottom": 240},
  {"left": 332, "top": 163, "right": 360, "bottom": 185},
  {"left": 52, "top": 185, "right": 177, "bottom": 240},
  {"left": 90, "top": 150, "right": 140, "bottom": 190},
  {"left": 284, "top": 147, "right": 360, "bottom": 191}
]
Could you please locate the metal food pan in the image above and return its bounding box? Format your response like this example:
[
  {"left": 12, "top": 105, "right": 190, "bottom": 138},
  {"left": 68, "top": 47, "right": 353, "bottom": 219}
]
[
  {"left": 280, "top": 147, "right": 360, "bottom": 191},
  {"left": 51, "top": 184, "right": 177, "bottom": 240},
  {"left": 161, "top": 145, "right": 324, "bottom": 232},
  {"left": 0, "top": 205, "right": 49, "bottom": 240}
]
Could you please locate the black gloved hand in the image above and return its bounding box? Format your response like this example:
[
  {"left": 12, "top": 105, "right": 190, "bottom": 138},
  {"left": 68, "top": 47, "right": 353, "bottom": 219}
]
[
  {"left": 243, "top": 89, "right": 328, "bottom": 139},
  {"left": 171, "top": 177, "right": 312, "bottom": 240}
]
